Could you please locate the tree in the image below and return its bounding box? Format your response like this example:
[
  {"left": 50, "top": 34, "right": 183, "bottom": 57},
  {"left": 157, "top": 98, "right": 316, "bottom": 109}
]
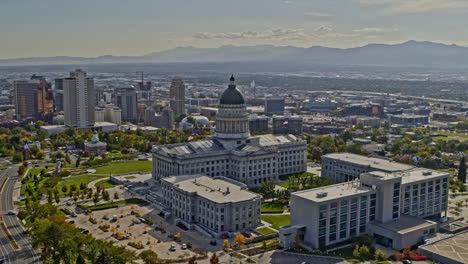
[
  {"left": 222, "top": 240, "right": 230, "bottom": 249},
  {"left": 62, "top": 185, "right": 68, "bottom": 194},
  {"left": 102, "top": 191, "right": 110, "bottom": 202},
  {"left": 114, "top": 192, "right": 119, "bottom": 200},
  {"left": 65, "top": 153, "right": 71, "bottom": 164},
  {"left": 234, "top": 233, "right": 245, "bottom": 246},
  {"left": 93, "top": 192, "right": 100, "bottom": 205},
  {"left": 403, "top": 245, "right": 412, "bottom": 259},
  {"left": 139, "top": 250, "right": 158, "bottom": 264},
  {"left": 76, "top": 157, "right": 81, "bottom": 168},
  {"left": 375, "top": 249, "right": 387, "bottom": 261},
  {"left": 209, "top": 253, "right": 219, "bottom": 264},
  {"left": 258, "top": 181, "right": 276, "bottom": 199},
  {"left": 458, "top": 156, "right": 466, "bottom": 183},
  {"left": 188, "top": 256, "right": 198, "bottom": 264},
  {"left": 353, "top": 245, "right": 361, "bottom": 259},
  {"left": 358, "top": 245, "right": 370, "bottom": 259},
  {"left": 18, "top": 165, "right": 25, "bottom": 176}
]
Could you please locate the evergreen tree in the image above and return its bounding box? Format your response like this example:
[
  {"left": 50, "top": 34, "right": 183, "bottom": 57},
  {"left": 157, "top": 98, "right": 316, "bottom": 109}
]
[{"left": 458, "top": 156, "right": 466, "bottom": 183}]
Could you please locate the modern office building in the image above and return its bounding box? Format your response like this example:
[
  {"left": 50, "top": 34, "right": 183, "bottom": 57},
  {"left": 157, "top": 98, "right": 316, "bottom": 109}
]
[
  {"left": 303, "top": 100, "right": 337, "bottom": 112},
  {"left": 54, "top": 78, "right": 64, "bottom": 112},
  {"left": 144, "top": 106, "right": 174, "bottom": 129},
  {"left": 280, "top": 168, "right": 448, "bottom": 250},
  {"left": 170, "top": 78, "right": 186, "bottom": 118},
  {"left": 62, "top": 69, "right": 95, "bottom": 128},
  {"left": 14, "top": 75, "right": 54, "bottom": 122},
  {"left": 321, "top": 153, "right": 414, "bottom": 183},
  {"left": 152, "top": 76, "right": 307, "bottom": 188},
  {"left": 160, "top": 175, "right": 261, "bottom": 238},
  {"left": 94, "top": 102, "right": 122, "bottom": 125},
  {"left": 116, "top": 87, "right": 138, "bottom": 123},
  {"left": 272, "top": 115, "right": 303, "bottom": 135},
  {"left": 342, "top": 104, "right": 384, "bottom": 117},
  {"left": 265, "top": 97, "right": 285, "bottom": 114},
  {"left": 387, "top": 114, "right": 430, "bottom": 126},
  {"left": 248, "top": 114, "right": 269, "bottom": 133}
]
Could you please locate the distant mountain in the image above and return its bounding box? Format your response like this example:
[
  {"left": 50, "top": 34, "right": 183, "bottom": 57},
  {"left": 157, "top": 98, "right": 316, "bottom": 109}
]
[{"left": 3, "top": 40, "right": 468, "bottom": 69}]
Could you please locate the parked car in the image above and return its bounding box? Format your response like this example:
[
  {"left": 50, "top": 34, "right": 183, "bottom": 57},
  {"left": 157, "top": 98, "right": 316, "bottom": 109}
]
[
  {"left": 70, "top": 212, "right": 77, "bottom": 217},
  {"left": 169, "top": 244, "right": 176, "bottom": 251},
  {"left": 133, "top": 219, "right": 141, "bottom": 224},
  {"left": 102, "top": 215, "right": 109, "bottom": 220},
  {"left": 7, "top": 210, "right": 17, "bottom": 215},
  {"left": 181, "top": 243, "right": 187, "bottom": 250},
  {"left": 402, "top": 260, "right": 413, "bottom": 264},
  {"left": 210, "top": 240, "right": 217, "bottom": 246}
]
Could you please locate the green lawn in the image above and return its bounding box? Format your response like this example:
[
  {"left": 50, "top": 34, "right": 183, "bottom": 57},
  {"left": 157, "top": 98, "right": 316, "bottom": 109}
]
[
  {"left": 261, "top": 214, "right": 290, "bottom": 230},
  {"left": 276, "top": 182, "right": 289, "bottom": 188},
  {"left": 80, "top": 198, "right": 145, "bottom": 211},
  {"left": 56, "top": 174, "right": 107, "bottom": 194},
  {"left": 261, "top": 202, "right": 285, "bottom": 213},
  {"left": 92, "top": 160, "right": 152, "bottom": 175},
  {"left": 437, "top": 132, "right": 468, "bottom": 140},
  {"left": 94, "top": 179, "right": 116, "bottom": 189},
  {"left": 255, "top": 227, "right": 277, "bottom": 235}
]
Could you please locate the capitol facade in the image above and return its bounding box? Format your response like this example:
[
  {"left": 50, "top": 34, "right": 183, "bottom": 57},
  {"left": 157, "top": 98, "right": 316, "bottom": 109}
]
[{"left": 152, "top": 75, "right": 307, "bottom": 187}]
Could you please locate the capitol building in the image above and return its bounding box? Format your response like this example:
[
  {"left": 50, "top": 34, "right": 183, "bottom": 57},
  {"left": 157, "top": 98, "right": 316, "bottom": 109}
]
[{"left": 152, "top": 75, "right": 307, "bottom": 187}]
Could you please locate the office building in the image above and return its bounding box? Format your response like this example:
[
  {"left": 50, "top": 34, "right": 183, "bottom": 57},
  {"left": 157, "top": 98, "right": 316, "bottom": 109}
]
[
  {"left": 170, "top": 78, "right": 186, "bottom": 118},
  {"left": 94, "top": 102, "right": 122, "bottom": 125},
  {"left": 160, "top": 175, "right": 261, "bottom": 238},
  {"left": 265, "top": 97, "right": 285, "bottom": 114},
  {"left": 14, "top": 75, "right": 54, "bottom": 122},
  {"left": 280, "top": 168, "right": 448, "bottom": 250},
  {"left": 54, "top": 78, "right": 64, "bottom": 111},
  {"left": 152, "top": 76, "right": 307, "bottom": 188},
  {"left": 248, "top": 114, "right": 269, "bottom": 133},
  {"left": 62, "top": 69, "right": 95, "bottom": 128},
  {"left": 144, "top": 106, "right": 174, "bottom": 129},
  {"left": 321, "top": 153, "right": 414, "bottom": 183},
  {"left": 388, "top": 114, "right": 429, "bottom": 126},
  {"left": 116, "top": 87, "right": 138, "bottom": 123},
  {"left": 272, "top": 115, "right": 303, "bottom": 135},
  {"left": 342, "top": 104, "right": 383, "bottom": 117},
  {"left": 303, "top": 100, "right": 337, "bottom": 112}
]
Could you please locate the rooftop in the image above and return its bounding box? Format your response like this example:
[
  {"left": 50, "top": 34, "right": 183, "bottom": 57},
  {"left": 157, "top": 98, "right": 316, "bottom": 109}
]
[
  {"left": 323, "top": 153, "right": 414, "bottom": 172},
  {"left": 163, "top": 175, "right": 260, "bottom": 203},
  {"left": 370, "top": 215, "right": 436, "bottom": 234},
  {"left": 420, "top": 230, "right": 468, "bottom": 263},
  {"left": 293, "top": 180, "right": 374, "bottom": 202}
]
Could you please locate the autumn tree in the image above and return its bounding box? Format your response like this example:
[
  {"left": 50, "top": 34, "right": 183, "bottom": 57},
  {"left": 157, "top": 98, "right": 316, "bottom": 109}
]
[{"left": 234, "top": 233, "right": 245, "bottom": 246}]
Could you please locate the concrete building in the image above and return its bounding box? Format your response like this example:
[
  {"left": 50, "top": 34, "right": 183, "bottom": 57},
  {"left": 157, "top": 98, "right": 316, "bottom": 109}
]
[
  {"left": 144, "top": 106, "right": 174, "bottom": 129},
  {"left": 152, "top": 76, "right": 307, "bottom": 188},
  {"left": 419, "top": 231, "right": 468, "bottom": 264},
  {"left": 342, "top": 104, "right": 383, "bottom": 117},
  {"left": 14, "top": 75, "right": 54, "bottom": 122},
  {"left": 94, "top": 102, "right": 122, "bottom": 125},
  {"left": 160, "top": 175, "right": 261, "bottom": 238},
  {"left": 54, "top": 78, "right": 64, "bottom": 112},
  {"left": 321, "top": 153, "right": 414, "bottom": 183},
  {"left": 303, "top": 100, "right": 337, "bottom": 112},
  {"left": 265, "top": 97, "right": 285, "bottom": 114},
  {"left": 272, "top": 115, "right": 303, "bottom": 135},
  {"left": 280, "top": 168, "right": 448, "bottom": 250},
  {"left": 248, "top": 114, "right": 269, "bottom": 133},
  {"left": 63, "top": 69, "right": 95, "bottom": 128},
  {"left": 170, "top": 78, "right": 186, "bottom": 118},
  {"left": 388, "top": 114, "right": 429, "bottom": 126},
  {"left": 116, "top": 87, "right": 138, "bottom": 123}
]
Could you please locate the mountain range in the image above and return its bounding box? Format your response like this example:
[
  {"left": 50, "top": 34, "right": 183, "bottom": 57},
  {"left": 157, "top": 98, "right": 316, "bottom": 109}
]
[{"left": 2, "top": 40, "right": 468, "bottom": 69}]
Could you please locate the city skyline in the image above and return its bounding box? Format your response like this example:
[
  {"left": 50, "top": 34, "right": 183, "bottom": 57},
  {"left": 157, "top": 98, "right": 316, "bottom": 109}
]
[{"left": 2, "top": 0, "right": 468, "bottom": 59}]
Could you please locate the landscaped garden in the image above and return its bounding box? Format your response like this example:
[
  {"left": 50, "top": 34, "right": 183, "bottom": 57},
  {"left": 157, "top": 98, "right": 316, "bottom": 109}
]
[
  {"left": 255, "top": 227, "right": 277, "bottom": 236},
  {"left": 260, "top": 214, "right": 290, "bottom": 230},
  {"left": 91, "top": 160, "right": 152, "bottom": 175},
  {"left": 261, "top": 202, "right": 285, "bottom": 213}
]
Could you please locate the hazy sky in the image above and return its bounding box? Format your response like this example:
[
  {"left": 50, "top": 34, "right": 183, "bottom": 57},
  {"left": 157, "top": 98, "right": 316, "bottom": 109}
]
[{"left": 1, "top": 0, "right": 468, "bottom": 59}]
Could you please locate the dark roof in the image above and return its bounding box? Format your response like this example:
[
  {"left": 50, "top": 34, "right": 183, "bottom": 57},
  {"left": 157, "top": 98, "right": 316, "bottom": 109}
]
[{"left": 219, "top": 75, "right": 245, "bottom": 105}]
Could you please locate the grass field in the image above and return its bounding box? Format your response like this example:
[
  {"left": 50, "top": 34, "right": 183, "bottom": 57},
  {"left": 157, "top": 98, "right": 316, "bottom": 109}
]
[
  {"left": 57, "top": 174, "right": 107, "bottom": 194},
  {"left": 261, "top": 214, "right": 290, "bottom": 230},
  {"left": 255, "top": 227, "right": 277, "bottom": 235},
  {"left": 94, "top": 179, "right": 116, "bottom": 189},
  {"left": 261, "top": 202, "right": 285, "bottom": 213},
  {"left": 436, "top": 132, "right": 468, "bottom": 141},
  {"left": 276, "top": 182, "right": 289, "bottom": 188},
  {"left": 80, "top": 198, "right": 145, "bottom": 211},
  {"left": 92, "top": 160, "right": 152, "bottom": 175}
]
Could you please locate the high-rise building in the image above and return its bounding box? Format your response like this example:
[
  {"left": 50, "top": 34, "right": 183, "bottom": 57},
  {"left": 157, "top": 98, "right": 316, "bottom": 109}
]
[
  {"left": 169, "top": 78, "right": 186, "bottom": 118},
  {"left": 54, "top": 78, "right": 64, "bottom": 112},
  {"left": 63, "top": 69, "right": 95, "bottom": 128},
  {"left": 116, "top": 87, "right": 138, "bottom": 123},
  {"left": 265, "top": 97, "right": 285, "bottom": 114},
  {"left": 14, "top": 75, "right": 54, "bottom": 122}
]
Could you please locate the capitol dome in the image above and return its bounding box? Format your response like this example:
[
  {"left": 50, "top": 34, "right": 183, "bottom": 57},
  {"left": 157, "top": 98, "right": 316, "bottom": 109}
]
[{"left": 219, "top": 75, "right": 245, "bottom": 105}]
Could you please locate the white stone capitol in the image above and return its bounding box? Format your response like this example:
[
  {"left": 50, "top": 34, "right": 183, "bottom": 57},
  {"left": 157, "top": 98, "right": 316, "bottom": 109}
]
[{"left": 152, "top": 75, "right": 307, "bottom": 187}]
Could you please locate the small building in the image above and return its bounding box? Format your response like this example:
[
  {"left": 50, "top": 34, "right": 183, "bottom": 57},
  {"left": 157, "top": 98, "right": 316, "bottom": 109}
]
[
  {"left": 84, "top": 131, "right": 107, "bottom": 156},
  {"left": 272, "top": 115, "right": 303, "bottom": 135},
  {"left": 248, "top": 114, "right": 269, "bottom": 133},
  {"left": 160, "top": 175, "right": 262, "bottom": 238}
]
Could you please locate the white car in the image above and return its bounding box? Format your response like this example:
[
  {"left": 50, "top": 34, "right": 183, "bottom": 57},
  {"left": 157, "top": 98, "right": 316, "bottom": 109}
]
[
  {"left": 169, "top": 244, "right": 176, "bottom": 251},
  {"left": 181, "top": 243, "right": 187, "bottom": 250},
  {"left": 7, "top": 210, "right": 17, "bottom": 215}
]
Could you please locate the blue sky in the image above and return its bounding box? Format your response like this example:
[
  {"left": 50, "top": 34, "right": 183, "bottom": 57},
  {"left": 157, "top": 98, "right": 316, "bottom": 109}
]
[{"left": 1, "top": 0, "right": 468, "bottom": 58}]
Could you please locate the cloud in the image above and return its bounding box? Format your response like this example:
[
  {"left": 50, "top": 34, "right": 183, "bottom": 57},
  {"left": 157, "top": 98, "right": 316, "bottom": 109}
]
[
  {"left": 353, "top": 27, "right": 399, "bottom": 33},
  {"left": 193, "top": 28, "right": 310, "bottom": 41},
  {"left": 314, "top": 24, "right": 335, "bottom": 33},
  {"left": 355, "top": 0, "right": 468, "bottom": 13},
  {"left": 304, "top": 11, "right": 333, "bottom": 17}
]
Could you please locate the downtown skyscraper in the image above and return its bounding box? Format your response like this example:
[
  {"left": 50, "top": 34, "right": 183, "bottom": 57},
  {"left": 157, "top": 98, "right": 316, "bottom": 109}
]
[
  {"left": 62, "top": 69, "right": 95, "bottom": 128},
  {"left": 169, "top": 77, "right": 185, "bottom": 118}
]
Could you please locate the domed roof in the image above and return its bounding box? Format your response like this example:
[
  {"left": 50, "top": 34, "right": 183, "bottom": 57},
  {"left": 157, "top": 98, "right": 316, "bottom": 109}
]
[{"left": 219, "top": 75, "right": 245, "bottom": 105}]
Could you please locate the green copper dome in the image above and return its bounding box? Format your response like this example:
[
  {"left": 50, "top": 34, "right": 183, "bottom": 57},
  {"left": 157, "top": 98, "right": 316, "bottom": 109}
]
[{"left": 219, "top": 75, "right": 245, "bottom": 105}]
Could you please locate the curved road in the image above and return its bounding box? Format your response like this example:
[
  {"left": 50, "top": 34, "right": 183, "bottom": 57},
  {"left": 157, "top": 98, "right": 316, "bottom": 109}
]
[{"left": 0, "top": 166, "right": 41, "bottom": 263}]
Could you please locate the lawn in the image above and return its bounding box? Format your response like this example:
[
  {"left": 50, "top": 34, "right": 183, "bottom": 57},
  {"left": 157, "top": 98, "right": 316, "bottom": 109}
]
[
  {"left": 94, "top": 179, "right": 116, "bottom": 189},
  {"left": 80, "top": 198, "right": 145, "bottom": 211},
  {"left": 437, "top": 132, "right": 468, "bottom": 140},
  {"left": 261, "top": 202, "right": 285, "bottom": 213},
  {"left": 56, "top": 174, "right": 107, "bottom": 194},
  {"left": 255, "top": 227, "right": 277, "bottom": 236},
  {"left": 261, "top": 214, "right": 290, "bottom": 230},
  {"left": 92, "top": 160, "right": 152, "bottom": 175}
]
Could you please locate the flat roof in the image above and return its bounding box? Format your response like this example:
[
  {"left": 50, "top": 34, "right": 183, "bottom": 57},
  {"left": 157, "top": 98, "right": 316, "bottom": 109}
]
[
  {"left": 293, "top": 181, "right": 374, "bottom": 202},
  {"left": 323, "top": 153, "right": 414, "bottom": 172},
  {"left": 163, "top": 175, "right": 260, "bottom": 203},
  {"left": 401, "top": 169, "right": 449, "bottom": 184},
  {"left": 371, "top": 215, "right": 436, "bottom": 234},
  {"left": 420, "top": 230, "right": 468, "bottom": 264}
]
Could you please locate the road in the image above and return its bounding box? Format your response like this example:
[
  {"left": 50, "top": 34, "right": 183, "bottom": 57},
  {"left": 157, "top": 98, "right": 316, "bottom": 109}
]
[{"left": 0, "top": 166, "right": 41, "bottom": 263}]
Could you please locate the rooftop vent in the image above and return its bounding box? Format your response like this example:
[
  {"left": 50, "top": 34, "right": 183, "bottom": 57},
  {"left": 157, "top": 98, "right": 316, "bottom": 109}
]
[
  {"left": 423, "top": 171, "right": 432, "bottom": 176},
  {"left": 316, "top": 192, "right": 328, "bottom": 198}
]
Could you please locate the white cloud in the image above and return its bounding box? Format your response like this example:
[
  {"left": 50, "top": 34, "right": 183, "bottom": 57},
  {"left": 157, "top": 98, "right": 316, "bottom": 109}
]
[
  {"left": 193, "top": 28, "right": 310, "bottom": 41},
  {"left": 355, "top": 0, "right": 468, "bottom": 13},
  {"left": 353, "top": 27, "right": 399, "bottom": 33},
  {"left": 304, "top": 11, "right": 333, "bottom": 17}
]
